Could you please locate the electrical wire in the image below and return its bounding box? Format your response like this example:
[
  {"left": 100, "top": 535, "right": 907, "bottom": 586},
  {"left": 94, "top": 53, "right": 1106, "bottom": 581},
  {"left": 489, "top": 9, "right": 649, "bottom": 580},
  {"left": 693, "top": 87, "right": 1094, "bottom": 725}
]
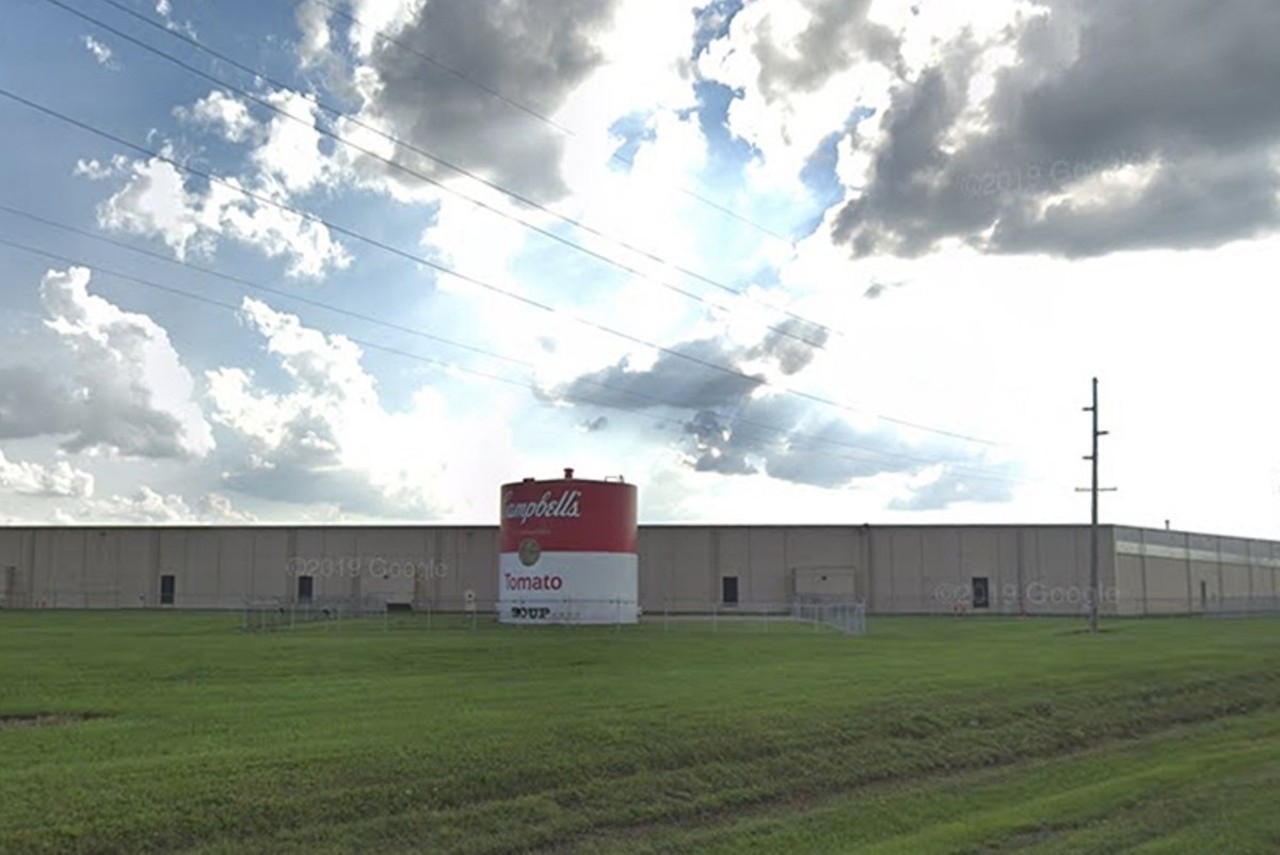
[
  {"left": 0, "top": 82, "right": 1006, "bottom": 449},
  {"left": 0, "top": 219, "right": 1031, "bottom": 484},
  {"left": 64, "top": 0, "right": 833, "bottom": 350},
  {"left": 304, "top": 0, "right": 798, "bottom": 245}
]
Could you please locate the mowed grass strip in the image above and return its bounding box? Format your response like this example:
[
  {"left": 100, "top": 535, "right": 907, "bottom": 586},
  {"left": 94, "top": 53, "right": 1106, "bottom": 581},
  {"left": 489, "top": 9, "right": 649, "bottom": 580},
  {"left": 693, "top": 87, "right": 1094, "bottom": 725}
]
[
  {"left": 609, "top": 711, "right": 1280, "bottom": 854},
  {"left": 0, "top": 612, "right": 1277, "bottom": 853}
]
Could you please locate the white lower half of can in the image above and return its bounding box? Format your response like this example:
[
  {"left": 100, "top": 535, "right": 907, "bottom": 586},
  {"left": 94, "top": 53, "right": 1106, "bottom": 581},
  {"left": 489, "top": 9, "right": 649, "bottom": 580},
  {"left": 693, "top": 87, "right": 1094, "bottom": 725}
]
[{"left": 498, "top": 551, "right": 639, "bottom": 624}]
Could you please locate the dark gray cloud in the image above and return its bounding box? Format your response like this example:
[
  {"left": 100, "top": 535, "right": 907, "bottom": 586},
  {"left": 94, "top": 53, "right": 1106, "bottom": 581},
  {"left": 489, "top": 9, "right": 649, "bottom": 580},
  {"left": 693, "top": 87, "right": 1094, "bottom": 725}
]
[
  {"left": 221, "top": 464, "right": 423, "bottom": 519},
  {"left": 683, "top": 409, "right": 759, "bottom": 476},
  {"left": 862, "top": 280, "right": 904, "bottom": 299},
  {"left": 0, "top": 366, "right": 79, "bottom": 440},
  {"left": 680, "top": 395, "right": 994, "bottom": 490},
  {"left": 745, "top": 317, "right": 830, "bottom": 375},
  {"left": 547, "top": 325, "right": 1013, "bottom": 507},
  {"left": 350, "top": 0, "right": 622, "bottom": 201},
  {"left": 13, "top": 348, "right": 199, "bottom": 459},
  {"left": 680, "top": 397, "right": 907, "bottom": 485},
  {"left": 751, "top": 0, "right": 902, "bottom": 99},
  {"left": 833, "top": 0, "right": 1280, "bottom": 257},
  {"left": 579, "top": 415, "right": 609, "bottom": 432},
  {"left": 553, "top": 335, "right": 766, "bottom": 410},
  {"left": 0, "top": 268, "right": 213, "bottom": 463},
  {"left": 215, "top": 408, "right": 428, "bottom": 519},
  {"left": 554, "top": 319, "right": 830, "bottom": 412},
  {"left": 0, "top": 365, "right": 201, "bottom": 459}
]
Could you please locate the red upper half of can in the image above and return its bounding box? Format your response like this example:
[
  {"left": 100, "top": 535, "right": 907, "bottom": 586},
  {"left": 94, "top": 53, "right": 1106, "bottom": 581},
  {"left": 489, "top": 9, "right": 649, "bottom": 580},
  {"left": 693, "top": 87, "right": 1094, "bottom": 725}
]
[{"left": 499, "top": 477, "right": 637, "bottom": 553}]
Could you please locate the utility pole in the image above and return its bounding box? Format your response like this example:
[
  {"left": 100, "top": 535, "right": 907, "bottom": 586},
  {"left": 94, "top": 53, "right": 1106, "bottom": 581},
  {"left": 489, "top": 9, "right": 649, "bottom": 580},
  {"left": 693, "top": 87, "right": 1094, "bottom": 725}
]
[{"left": 1077, "top": 377, "right": 1115, "bottom": 634}]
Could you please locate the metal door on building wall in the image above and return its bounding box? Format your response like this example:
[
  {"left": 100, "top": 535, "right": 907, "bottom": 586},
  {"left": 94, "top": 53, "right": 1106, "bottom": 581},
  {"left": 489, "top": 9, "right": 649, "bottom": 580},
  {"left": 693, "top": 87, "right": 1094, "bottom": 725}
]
[{"left": 972, "top": 577, "right": 990, "bottom": 609}]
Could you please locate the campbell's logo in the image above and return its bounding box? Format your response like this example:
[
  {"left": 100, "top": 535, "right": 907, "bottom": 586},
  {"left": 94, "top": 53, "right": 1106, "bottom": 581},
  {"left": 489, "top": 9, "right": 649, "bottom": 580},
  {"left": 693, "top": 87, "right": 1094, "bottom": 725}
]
[{"left": 503, "top": 489, "right": 582, "bottom": 524}]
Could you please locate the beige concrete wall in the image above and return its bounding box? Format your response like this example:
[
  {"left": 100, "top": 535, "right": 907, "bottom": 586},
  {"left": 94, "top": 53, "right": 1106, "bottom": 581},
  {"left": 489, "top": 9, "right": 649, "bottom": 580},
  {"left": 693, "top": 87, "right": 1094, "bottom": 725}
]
[
  {"left": 434, "top": 528, "right": 500, "bottom": 605},
  {"left": 922, "top": 527, "right": 962, "bottom": 614},
  {"left": 1251, "top": 565, "right": 1273, "bottom": 600},
  {"left": 8, "top": 526, "right": 449, "bottom": 609},
  {"left": 1147, "top": 557, "right": 1192, "bottom": 614},
  {"left": 111, "top": 529, "right": 155, "bottom": 608},
  {"left": 635, "top": 527, "right": 674, "bottom": 606},
  {"left": 713, "top": 527, "right": 751, "bottom": 606},
  {"left": 870, "top": 528, "right": 911, "bottom": 610},
  {"left": 1026, "top": 528, "right": 1088, "bottom": 613},
  {"left": 1114, "top": 554, "right": 1146, "bottom": 616},
  {"left": 250, "top": 530, "right": 289, "bottom": 601},
  {"left": 639, "top": 526, "right": 712, "bottom": 608},
  {"left": 0, "top": 529, "right": 24, "bottom": 607},
  {"left": 784, "top": 526, "right": 864, "bottom": 599},
  {"left": 958, "top": 528, "right": 1001, "bottom": 607},
  {"left": 637, "top": 525, "right": 866, "bottom": 610},
  {"left": 1113, "top": 527, "right": 1280, "bottom": 615},
  {"left": 219, "top": 530, "right": 255, "bottom": 603},
  {"left": 3, "top": 523, "right": 1277, "bottom": 616},
  {"left": 864, "top": 526, "right": 1110, "bottom": 616},
  {"left": 741, "top": 527, "right": 783, "bottom": 605},
  {"left": 886, "top": 528, "right": 926, "bottom": 609}
]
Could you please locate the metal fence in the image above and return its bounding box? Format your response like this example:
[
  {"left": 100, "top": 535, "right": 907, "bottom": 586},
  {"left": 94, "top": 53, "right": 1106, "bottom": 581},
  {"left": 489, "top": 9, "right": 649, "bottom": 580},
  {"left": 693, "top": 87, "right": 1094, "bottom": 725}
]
[
  {"left": 793, "top": 600, "right": 868, "bottom": 634},
  {"left": 240, "top": 595, "right": 393, "bottom": 632},
  {"left": 869, "top": 590, "right": 1280, "bottom": 618},
  {"left": 0, "top": 590, "right": 154, "bottom": 609},
  {"left": 1204, "top": 596, "right": 1280, "bottom": 619},
  {"left": 13, "top": 590, "right": 1278, "bottom": 624},
  {"left": 229, "top": 596, "right": 870, "bottom": 634}
]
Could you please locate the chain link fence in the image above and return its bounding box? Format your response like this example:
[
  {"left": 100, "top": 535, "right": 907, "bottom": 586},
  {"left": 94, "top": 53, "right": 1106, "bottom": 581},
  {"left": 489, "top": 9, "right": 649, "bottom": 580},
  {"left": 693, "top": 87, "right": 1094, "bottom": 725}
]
[
  {"left": 9, "top": 590, "right": 1278, "bottom": 625},
  {"left": 240, "top": 595, "right": 398, "bottom": 632},
  {"left": 228, "top": 596, "right": 870, "bottom": 634},
  {"left": 1204, "top": 596, "right": 1280, "bottom": 619}
]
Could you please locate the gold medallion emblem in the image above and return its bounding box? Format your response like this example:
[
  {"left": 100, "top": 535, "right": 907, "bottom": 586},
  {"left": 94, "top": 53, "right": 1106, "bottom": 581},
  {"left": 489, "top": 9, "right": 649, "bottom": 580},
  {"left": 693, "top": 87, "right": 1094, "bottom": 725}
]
[{"left": 518, "top": 537, "right": 541, "bottom": 567}]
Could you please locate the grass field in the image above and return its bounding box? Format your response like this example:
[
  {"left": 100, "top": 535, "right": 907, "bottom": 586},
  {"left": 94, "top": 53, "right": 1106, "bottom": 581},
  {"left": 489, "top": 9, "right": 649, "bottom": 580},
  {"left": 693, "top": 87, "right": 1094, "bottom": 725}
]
[{"left": 1, "top": 612, "right": 1278, "bottom": 854}]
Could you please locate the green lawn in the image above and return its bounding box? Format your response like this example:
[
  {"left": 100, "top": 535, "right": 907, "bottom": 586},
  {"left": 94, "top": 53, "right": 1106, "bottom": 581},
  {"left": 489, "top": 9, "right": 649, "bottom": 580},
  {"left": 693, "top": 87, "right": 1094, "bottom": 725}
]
[{"left": 1, "top": 612, "right": 1277, "bottom": 853}]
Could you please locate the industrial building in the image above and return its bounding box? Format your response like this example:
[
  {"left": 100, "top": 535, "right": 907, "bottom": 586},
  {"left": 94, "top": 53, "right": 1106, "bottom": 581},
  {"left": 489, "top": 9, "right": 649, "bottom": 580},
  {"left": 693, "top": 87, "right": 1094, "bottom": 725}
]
[{"left": 2, "top": 522, "right": 1278, "bottom": 617}]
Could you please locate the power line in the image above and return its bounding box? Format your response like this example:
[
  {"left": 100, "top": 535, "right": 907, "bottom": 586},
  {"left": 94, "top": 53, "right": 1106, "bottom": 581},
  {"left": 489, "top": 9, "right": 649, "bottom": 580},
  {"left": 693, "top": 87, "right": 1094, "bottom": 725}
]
[
  {"left": 0, "top": 82, "right": 1006, "bottom": 449},
  {"left": 0, "top": 234, "right": 532, "bottom": 389},
  {"left": 60, "top": 0, "right": 833, "bottom": 350},
  {"left": 304, "top": 0, "right": 798, "bottom": 245},
  {"left": 0, "top": 203, "right": 533, "bottom": 372},
  {"left": 45, "top": 1, "right": 1010, "bottom": 446},
  {"left": 0, "top": 217, "right": 1030, "bottom": 484}
]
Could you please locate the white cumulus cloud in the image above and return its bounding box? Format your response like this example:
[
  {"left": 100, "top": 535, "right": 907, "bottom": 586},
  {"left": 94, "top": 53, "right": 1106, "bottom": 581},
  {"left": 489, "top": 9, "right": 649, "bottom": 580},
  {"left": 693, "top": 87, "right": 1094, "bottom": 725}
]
[
  {"left": 174, "top": 90, "right": 258, "bottom": 143},
  {"left": 39, "top": 267, "right": 215, "bottom": 458},
  {"left": 0, "top": 450, "right": 95, "bottom": 498},
  {"left": 96, "top": 150, "right": 351, "bottom": 278},
  {"left": 205, "top": 297, "right": 513, "bottom": 519},
  {"left": 86, "top": 486, "right": 193, "bottom": 523},
  {"left": 0, "top": 267, "right": 215, "bottom": 461},
  {"left": 250, "top": 90, "right": 340, "bottom": 195},
  {"left": 82, "top": 35, "right": 115, "bottom": 67}
]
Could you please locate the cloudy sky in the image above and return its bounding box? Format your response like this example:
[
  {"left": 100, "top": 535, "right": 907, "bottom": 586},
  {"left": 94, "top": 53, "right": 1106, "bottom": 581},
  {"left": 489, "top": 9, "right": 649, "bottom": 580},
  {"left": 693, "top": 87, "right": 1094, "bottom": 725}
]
[{"left": 1, "top": 0, "right": 1277, "bottom": 534}]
